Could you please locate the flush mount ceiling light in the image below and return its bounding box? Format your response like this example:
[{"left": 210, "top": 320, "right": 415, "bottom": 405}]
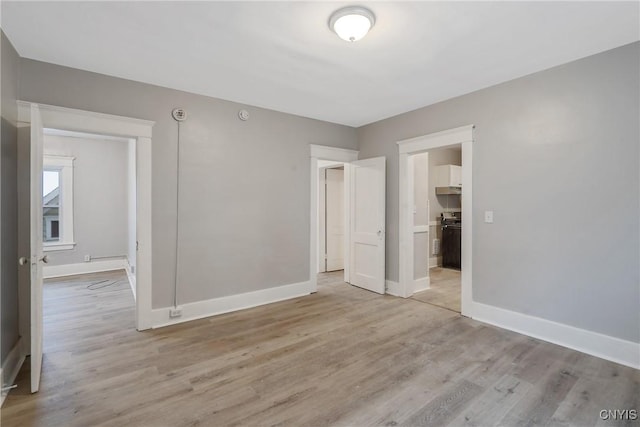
[{"left": 329, "top": 6, "right": 375, "bottom": 42}]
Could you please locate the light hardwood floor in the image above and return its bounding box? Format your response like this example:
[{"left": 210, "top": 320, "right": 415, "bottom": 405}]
[
  {"left": 2, "top": 270, "right": 638, "bottom": 426},
  {"left": 411, "top": 267, "right": 461, "bottom": 312}
]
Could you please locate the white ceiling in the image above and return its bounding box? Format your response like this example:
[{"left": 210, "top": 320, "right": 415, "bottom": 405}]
[{"left": 2, "top": 1, "right": 638, "bottom": 127}]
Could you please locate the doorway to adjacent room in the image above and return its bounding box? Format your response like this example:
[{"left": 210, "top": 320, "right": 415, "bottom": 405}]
[
  {"left": 407, "top": 147, "right": 463, "bottom": 312},
  {"left": 397, "top": 125, "right": 474, "bottom": 316}
]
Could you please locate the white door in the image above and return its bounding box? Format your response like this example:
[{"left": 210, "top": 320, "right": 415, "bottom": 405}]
[
  {"left": 349, "top": 157, "right": 386, "bottom": 294},
  {"left": 325, "top": 168, "right": 344, "bottom": 271},
  {"left": 30, "top": 104, "right": 45, "bottom": 393}
]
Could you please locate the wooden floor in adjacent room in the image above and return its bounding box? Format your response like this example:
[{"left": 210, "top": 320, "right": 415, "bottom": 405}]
[
  {"left": 2, "top": 270, "right": 638, "bottom": 426},
  {"left": 411, "top": 267, "right": 461, "bottom": 313}
]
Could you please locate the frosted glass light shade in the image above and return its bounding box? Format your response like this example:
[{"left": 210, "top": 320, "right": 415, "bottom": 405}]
[{"left": 329, "top": 7, "right": 375, "bottom": 42}]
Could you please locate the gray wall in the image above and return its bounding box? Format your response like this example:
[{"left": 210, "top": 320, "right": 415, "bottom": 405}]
[
  {"left": 19, "top": 59, "right": 358, "bottom": 307},
  {"left": 43, "top": 134, "right": 129, "bottom": 266},
  {"left": 358, "top": 42, "right": 640, "bottom": 343},
  {"left": 1, "top": 31, "right": 21, "bottom": 361}
]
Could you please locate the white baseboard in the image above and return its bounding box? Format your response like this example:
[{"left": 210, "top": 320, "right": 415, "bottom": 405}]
[
  {"left": 471, "top": 302, "right": 640, "bottom": 370},
  {"left": 150, "top": 280, "right": 313, "bottom": 328},
  {"left": 413, "top": 276, "right": 430, "bottom": 293},
  {"left": 413, "top": 225, "right": 429, "bottom": 233},
  {"left": 124, "top": 260, "right": 137, "bottom": 300},
  {"left": 385, "top": 280, "right": 404, "bottom": 297},
  {"left": 1, "top": 338, "right": 25, "bottom": 406},
  {"left": 43, "top": 259, "right": 127, "bottom": 279},
  {"left": 386, "top": 279, "right": 429, "bottom": 297}
]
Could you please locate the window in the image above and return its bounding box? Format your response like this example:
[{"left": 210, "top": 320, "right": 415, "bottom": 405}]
[
  {"left": 43, "top": 156, "right": 75, "bottom": 251},
  {"left": 43, "top": 169, "right": 60, "bottom": 242}
]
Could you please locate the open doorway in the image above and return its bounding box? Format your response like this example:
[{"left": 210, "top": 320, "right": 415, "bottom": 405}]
[
  {"left": 397, "top": 125, "right": 473, "bottom": 316},
  {"left": 32, "top": 129, "right": 137, "bottom": 394},
  {"left": 40, "top": 128, "right": 137, "bottom": 327},
  {"left": 309, "top": 145, "right": 386, "bottom": 296},
  {"left": 409, "top": 147, "right": 462, "bottom": 312},
  {"left": 41, "top": 130, "right": 137, "bottom": 279},
  {"left": 309, "top": 145, "right": 356, "bottom": 294},
  {"left": 17, "top": 101, "right": 153, "bottom": 393},
  {"left": 317, "top": 161, "right": 346, "bottom": 275},
  {"left": 317, "top": 161, "right": 346, "bottom": 292}
]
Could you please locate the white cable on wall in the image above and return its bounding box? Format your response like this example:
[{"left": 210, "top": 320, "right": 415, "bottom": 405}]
[{"left": 172, "top": 108, "right": 187, "bottom": 309}]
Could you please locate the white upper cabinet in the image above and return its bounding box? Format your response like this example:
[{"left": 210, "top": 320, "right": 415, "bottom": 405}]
[{"left": 434, "top": 164, "right": 462, "bottom": 187}]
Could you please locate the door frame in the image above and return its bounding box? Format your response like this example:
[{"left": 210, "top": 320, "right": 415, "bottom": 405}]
[
  {"left": 309, "top": 144, "right": 358, "bottom": 293},
  {"left": 324, "top": 167, "right": 346, "bottom": 272},
  {"left": 397, "top": 125, "right": 474, "bottom": 316},
  {"left": 410, "top": 152, "right": 431, "bottom": 292},
  {"left": 17, "top": 101, "right": 154, "bottom": 332},
  {"left": 317, "top": 160, "right": 345, "bottom": 273}
]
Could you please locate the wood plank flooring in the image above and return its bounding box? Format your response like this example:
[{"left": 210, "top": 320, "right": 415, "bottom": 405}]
[
  {"left": 412, "top": 267, "right": 461, "bottom": 312},
  {"left": 2, "top": 270, "right": 638, "bottom": 426}
]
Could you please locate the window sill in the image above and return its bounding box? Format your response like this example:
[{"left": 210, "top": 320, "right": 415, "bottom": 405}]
[{"left": 43, "top": 242, "right": 76, "bottom": 252}]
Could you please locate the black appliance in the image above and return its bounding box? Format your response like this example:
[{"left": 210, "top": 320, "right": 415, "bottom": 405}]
[{"left": 441, "top": 211, "right": 461, "bottom": 270}]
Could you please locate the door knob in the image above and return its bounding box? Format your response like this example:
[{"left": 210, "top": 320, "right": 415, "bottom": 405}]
[
  {"left": 39, "top": 255, "right": 49, "bottom": 264},
  {"left": 18, "top": 257, "right": 29, "bottom": 266},
  {"left": 377, "top": 230, "right": 384, "bottom": 237}
]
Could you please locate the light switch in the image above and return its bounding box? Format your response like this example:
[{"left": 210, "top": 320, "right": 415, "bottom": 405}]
[{"left": 484, "top": 211, "right": 494, "bottom": 224}]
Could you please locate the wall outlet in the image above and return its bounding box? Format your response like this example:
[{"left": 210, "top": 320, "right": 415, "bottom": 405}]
[
  {"left": 84, "top": 255, "right": 91, "bottom": 262},
  {"left": 169, "top": 308, "right": 183, "bottom": 318},
  {"left": 484, "top": 210, "right": 494, "bottom": 224}
]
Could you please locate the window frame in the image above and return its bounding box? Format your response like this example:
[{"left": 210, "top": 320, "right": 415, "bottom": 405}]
[{"left": 43, "top": 155, "right": 75, "bottom": 251}]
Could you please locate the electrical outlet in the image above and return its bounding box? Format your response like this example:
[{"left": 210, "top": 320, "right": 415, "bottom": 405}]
[
  {"left": 169, "top": 308, "right": 182, "bottom": 318},
  {"left": 84, "top": 255, "right": 91, "bottom": 262},
  {"left": 484, "top": 211, "right": 494, "bottom": 224}
]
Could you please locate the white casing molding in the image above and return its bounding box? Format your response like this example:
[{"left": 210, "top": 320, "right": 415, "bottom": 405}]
[
  {"left": 151, "top": 280, "right": 313, "bottom": 328},
  {"left": 396, "top": 124, "right": 639, "bottom": 368},
  {"left": 18, "top": 101, "right": 154, "bottom": 331},
  {"left": 470, "top": 302, "right": 640, "bottom": 370},
  {"left": 1, "top": 338, "right": 26, "bottom": 406},
  {"left": 135, "top": 136, "right": 153, "bottom": 330},
  {"left": 385, "top": 280, "right": 404, "bottom": 297},
  {"left": 397, "top": 125, "right": 474, "bottom": 309},
  {"left": 309, "top": 144, "right": 359, "bottom": 293},
  {"left": 43, "top": 259, "right": 127, "bottom": 279},
  {"left": 413, "top": 276, "right": 430, "bottom": 293},
  {"left": 18, "top": 102, "right": 153, "bottom": 138},
  {"left": 310, "top": 144, "right": 359, "bottom": 163}
]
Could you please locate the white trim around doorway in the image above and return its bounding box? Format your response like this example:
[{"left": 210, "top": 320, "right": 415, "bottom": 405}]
[
  {"left": 309, "top": 144, "right": 359, "bottom": 293},
  {"left": 396, "top": 125, "right": 640, "bottom": 369},
  {"left": 397, "top": 125, "right": 474, "bottom": 316},
  {"left": 17, "top": 101, "right": 154, "bottom": 331}
]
